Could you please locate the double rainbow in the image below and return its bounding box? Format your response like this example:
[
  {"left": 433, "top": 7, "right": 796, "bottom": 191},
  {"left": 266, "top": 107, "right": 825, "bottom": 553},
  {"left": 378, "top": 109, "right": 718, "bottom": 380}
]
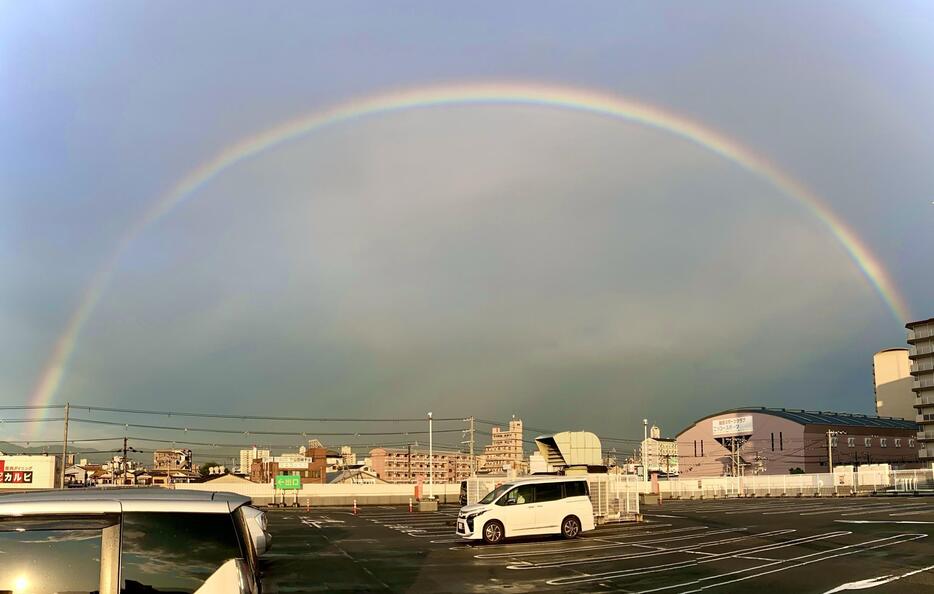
[{"left": 26, "top": 82, "right": 910, "bottom": 428}]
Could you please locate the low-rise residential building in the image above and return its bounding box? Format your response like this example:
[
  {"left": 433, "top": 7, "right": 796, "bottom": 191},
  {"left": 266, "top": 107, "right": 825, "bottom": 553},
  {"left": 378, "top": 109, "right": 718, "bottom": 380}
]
[{"left": 369, "top": 447, "right": 472, "bottom": 483}]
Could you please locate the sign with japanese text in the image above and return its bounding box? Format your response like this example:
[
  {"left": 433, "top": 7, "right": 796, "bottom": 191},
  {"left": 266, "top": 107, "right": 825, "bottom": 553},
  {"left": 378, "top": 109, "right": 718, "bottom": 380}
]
[{"left": 712, "top": 415, "right": 754, "bottom": 436}]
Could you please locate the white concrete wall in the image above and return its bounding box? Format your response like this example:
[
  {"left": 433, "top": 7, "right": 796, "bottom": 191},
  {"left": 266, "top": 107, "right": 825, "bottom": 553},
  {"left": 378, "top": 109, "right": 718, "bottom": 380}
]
[{"left": 176, "top": 481, "right": 462, "bottom": 505}]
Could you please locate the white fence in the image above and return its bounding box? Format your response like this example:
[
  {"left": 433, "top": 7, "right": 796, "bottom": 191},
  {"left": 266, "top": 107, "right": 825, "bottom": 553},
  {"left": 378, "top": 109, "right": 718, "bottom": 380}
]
[
  {"left": 589, "top": 473, "right": 640, "bottom": 522},
  {"left": 656, "top": 465, "right": 934, "bottom": 499},
  {"left": 176, "top": 481, "right": 461, "bottom": 506}
]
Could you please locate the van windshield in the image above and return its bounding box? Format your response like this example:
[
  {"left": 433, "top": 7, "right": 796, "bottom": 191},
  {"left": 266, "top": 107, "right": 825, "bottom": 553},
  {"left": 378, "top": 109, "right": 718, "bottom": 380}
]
[{"left": 479, "top": 483, "right": 513, "bottom": 504}]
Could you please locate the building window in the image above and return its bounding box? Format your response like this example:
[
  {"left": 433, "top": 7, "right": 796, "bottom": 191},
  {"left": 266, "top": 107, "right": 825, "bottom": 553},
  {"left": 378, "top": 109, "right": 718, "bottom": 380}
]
[
  {"left": 909, "top": 439, "right": 915, "bottom": 448},
  {"left": 880, "top": 438, "right": 887, "bottom": 448},
  {"left": 693, "top": 440, "right": 697, "bottom": 457},
  {"left": 701, "top": 440, "right": 704, "bottom": 456},
  {"left": 779, "top": 432, "right": 783, "bottom": 450},
  {"left": 895, "top": 438, "right": 902, "bottom": 448},
  {"left": 831, "top": 436, "right": 838, "bottom": 447},
  {"left": 847, "top": 437, "right": 855, "bottom": 448},
  {"left": 771, "top": 433, "right": 775, "bottom": 452},
  {"left": 864, "top": 437, "right": 872, "bottom": 447}
]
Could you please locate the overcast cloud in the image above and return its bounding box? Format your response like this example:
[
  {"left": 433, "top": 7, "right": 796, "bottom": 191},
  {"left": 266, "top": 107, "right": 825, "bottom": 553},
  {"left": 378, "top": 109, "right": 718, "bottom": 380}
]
[{"left": 2, "top": 2, "right": 932, "bottom": 447}]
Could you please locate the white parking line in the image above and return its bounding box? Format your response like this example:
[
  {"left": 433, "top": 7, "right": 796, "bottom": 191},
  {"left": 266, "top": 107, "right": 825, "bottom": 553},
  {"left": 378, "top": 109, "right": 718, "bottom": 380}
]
[
  {"left": 890, "top": 507, "right": 934, "bottom": 517},
  {"left": 670, "top": 533, "right": 927, "bottom": 594},
  {"left": 839, "top": 502, "right": 931, "bottom": 517},
  {"left": 507, "top": 529, "right": 792, "bottom": 569},
  {"left": 544, "top": 530, "right": 852, "bottom": 586},
  {"left": 835, "top": 519, "right": 934, "bottom": 525},
  {"left": 823, "top": 562, "right": 934, "bottom": 593},
  {"left": 473, "top": 527, "right": 717, "bottom": 559}
]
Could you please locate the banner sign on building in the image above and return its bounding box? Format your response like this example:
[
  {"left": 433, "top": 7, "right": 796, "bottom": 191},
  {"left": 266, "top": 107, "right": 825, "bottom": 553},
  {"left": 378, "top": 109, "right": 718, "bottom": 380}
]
[
  {"left": 712, "top": 415, "right": 754, "bottom": 436},
  {"left": 0, "top": 460, "right": 32, "bottom": 484},
  {"left": 275, "top": 474, "right": 301, "bottom": 490},
  {"left": 0, "top": 456, "right": 56, "bottom": 489},
  {"left": 277, "top": 461, "right": 308, "bottom": 470}
]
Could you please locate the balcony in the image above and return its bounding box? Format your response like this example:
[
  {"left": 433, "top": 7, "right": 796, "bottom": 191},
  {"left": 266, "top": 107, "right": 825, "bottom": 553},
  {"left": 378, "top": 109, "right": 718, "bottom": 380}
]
[
  {"left": 908, "top": 325, "right": 934, "bottom": 344},
  {"left": 919, "top": 430, "right": 934, "bottom": 441}
]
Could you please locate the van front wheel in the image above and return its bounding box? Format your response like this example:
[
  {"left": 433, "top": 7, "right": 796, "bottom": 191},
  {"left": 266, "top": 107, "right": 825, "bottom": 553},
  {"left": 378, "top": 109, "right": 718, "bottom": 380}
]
[
  {"left": 561, "top": 515, "right": 581, "bottom": 539},
  {"left": 482, "top": 520, "right": 505, "bottom": 544}
]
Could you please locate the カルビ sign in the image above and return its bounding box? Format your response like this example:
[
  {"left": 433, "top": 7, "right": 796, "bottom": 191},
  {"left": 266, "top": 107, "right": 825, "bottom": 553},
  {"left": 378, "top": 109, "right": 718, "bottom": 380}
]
[{"left": 0, "top": 460, "right": 34, "bottom": 484}]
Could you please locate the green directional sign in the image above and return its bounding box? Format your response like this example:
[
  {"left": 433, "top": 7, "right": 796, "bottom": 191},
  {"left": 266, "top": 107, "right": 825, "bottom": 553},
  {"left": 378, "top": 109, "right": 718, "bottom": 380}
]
[{"left": 275, "top": 474, "right": 301, "bottom": 490}]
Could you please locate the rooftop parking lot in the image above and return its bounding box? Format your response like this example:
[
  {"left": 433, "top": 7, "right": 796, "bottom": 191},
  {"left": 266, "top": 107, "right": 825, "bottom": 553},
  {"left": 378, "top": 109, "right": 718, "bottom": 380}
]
[{"left": 260, "top": 496, "right": 934, "bottom": 593}]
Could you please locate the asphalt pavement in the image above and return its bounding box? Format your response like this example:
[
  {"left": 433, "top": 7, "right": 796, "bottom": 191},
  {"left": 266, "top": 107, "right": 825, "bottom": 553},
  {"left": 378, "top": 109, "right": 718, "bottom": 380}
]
[{"left": 259, "top": 497, "right": 934, "bottom": 593}]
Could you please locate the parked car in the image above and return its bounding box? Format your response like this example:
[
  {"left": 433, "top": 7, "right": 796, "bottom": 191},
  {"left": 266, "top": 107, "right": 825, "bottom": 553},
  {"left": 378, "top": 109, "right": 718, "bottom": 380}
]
[
  {"left": 455, "top": 476, "right": 595, "bottom": 544},
  {"left": 241, "top": 503, "right": 272, "bottom": 555},
  {"left": 0, "top": 488, "right": 263, "bottom": 594}
]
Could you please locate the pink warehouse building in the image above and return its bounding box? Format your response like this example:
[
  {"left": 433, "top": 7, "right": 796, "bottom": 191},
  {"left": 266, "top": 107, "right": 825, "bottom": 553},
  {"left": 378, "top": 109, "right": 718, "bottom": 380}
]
[{"left": 677, "top": 407, "right": 919, "bottom": 476}]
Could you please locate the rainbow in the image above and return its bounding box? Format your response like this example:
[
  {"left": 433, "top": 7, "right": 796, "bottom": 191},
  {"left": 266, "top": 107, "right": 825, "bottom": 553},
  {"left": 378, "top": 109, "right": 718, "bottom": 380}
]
[{"left": 27, "top": 81, "right": 911, "bottom": 427}]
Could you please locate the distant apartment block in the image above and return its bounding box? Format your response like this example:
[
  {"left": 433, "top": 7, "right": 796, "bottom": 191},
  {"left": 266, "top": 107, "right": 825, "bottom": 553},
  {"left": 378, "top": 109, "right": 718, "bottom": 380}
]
[
  {"left": 480, "top": 417, "right": 527, "bottom": 473},
  {"left": 249, "top": 447, "right": 327, "bottom": 484},
  {"left": 907, "top": 317, "right": 934, "bottom": 461},
  {"left": 239, "top": 447, "right": 270, "bottom": 474},
  {"left": 153, "top": 449, "right": 192, "bottom": 471},
  {"left": 369, "top": 447, "right": 471, "bottom": 483},
  {"left": 873, "top": 348, "right": 915, "bottom": 420},
  {"left": 640, "top": 425, "right": 679, "bottom": 476}
]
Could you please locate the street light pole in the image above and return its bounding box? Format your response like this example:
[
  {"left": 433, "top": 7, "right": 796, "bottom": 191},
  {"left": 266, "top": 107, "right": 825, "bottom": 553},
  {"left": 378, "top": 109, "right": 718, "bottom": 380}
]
[
  {"left": 428, "top": 412, "right": 434, "bottom": 500},
  {"left": 642, "top": 419, "right": 648, "bottom": 483}
]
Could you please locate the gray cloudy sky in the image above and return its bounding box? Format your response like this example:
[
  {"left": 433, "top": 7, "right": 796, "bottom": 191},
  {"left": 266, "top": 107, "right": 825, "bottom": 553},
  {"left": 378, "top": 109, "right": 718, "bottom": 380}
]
[{"left": 2, "top": 2, "right": 933, "bottom": 448}]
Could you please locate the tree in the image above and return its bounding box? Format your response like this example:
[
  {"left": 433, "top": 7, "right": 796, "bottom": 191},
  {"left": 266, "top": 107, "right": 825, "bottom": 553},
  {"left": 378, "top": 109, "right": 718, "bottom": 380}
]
[
  {"left": 199, "top": 461, "right": 220, "bottom": 477},
  {"left": 789, "top": 467, "right": 805, "bottom": 475}
]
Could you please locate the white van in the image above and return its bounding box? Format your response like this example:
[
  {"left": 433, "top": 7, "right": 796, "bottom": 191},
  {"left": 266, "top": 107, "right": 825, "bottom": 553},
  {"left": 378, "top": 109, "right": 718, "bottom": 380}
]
[{"left": 455, "top": 476, "right": 595, "bottom": 544}]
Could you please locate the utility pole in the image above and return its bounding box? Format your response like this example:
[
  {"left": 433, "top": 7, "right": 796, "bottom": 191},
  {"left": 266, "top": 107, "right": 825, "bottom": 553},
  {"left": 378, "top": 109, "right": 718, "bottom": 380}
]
[
  {"left": 463, "top": 417, "right": 476, "bottom": 476},
  {"left": 827, "top": 430, "right": 846, "bottom": 474},
  {"left": 123, "top": 436, "right": 129, "bottom": 486},
  {"left": 59, "top": 402, "right": 70, "bottom": 489}
]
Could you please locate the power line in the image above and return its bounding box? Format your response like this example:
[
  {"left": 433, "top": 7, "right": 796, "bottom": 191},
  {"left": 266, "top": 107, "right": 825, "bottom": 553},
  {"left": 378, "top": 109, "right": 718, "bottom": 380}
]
[
  {"left": 66, "top": 417, "right": 466, "bottom": 437},
  {"left": 0, "top": 405, "right": 68, "bottom": 410},
  {"left": 70, "top": 404, "right": 467, "bottom": 423}
]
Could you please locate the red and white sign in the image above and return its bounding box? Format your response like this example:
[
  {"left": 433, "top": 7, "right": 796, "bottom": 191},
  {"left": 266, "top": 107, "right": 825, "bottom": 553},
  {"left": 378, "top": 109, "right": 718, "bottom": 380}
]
[{"left": 0, "top": 456, "right": 56, "bottom": 489}]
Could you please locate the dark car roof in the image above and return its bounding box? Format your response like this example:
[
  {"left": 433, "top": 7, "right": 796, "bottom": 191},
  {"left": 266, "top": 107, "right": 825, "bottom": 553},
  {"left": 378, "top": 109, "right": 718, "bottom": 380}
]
[{"left": 0, "top": 487, "right": 250, "bottom": 508}]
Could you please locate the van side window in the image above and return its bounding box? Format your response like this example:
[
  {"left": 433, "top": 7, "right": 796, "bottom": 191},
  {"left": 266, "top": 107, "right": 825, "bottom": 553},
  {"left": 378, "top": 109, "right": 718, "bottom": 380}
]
[
  {"left": 534, "top": 482, "right": 563, "bottom": 502},
  {"left": 499, "top": 484, "right": 535, "bottom": 506},
  {"left": 564, "top": 481, "right": 589, "bottom": 498}
]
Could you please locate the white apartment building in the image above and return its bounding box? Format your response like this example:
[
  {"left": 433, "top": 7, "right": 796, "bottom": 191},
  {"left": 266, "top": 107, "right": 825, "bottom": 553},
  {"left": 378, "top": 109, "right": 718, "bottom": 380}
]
[
  {"left": 640, "top": 425, "right": 679, "bottom": 476},
  {"left": 480, "top": 417, "right": 527, "bottom": 473},
  {"left": 908, "top": 317, "right": 934, "bottom": 461},
  {"left": 238, "top": 447, "right": 270, "bottom": 474}
]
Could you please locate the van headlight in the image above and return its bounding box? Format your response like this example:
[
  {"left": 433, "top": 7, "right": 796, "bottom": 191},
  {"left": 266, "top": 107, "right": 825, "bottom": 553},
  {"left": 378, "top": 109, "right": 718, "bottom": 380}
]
[{"left": 465, "top": 510, "right": 486, "bottom": 531}]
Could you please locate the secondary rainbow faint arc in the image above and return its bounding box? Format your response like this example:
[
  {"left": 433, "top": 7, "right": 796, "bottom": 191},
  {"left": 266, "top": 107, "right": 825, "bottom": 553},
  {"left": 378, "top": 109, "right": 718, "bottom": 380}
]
[{"left": 28, "top": 81, "right": 911, "bottom": 424}]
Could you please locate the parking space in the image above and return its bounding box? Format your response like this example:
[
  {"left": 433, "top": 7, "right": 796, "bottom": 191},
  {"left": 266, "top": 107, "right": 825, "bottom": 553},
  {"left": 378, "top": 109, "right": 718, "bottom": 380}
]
[{"left": 260, "top": 500, "right": 934, "bottom": 593}]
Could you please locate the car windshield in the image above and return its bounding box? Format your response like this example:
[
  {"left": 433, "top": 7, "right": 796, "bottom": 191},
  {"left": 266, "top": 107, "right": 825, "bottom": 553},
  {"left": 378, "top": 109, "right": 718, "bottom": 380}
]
[{"left": 479, "top": 483, "right": 514, "bottom": 505}]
